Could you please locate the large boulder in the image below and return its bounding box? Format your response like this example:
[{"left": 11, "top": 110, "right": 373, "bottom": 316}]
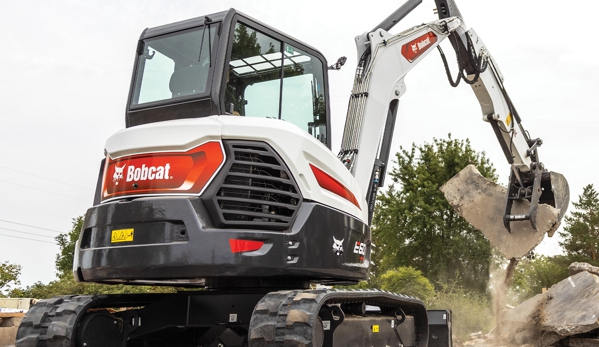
[
  {"left": 440, "top": 165, "right": 560, "bottom": 259},
  {"left": 501, "top": 265, "right": 599, "bottom": 346},
  {"left": 541, "top": 271, "right": 599, "bottom": 336}
]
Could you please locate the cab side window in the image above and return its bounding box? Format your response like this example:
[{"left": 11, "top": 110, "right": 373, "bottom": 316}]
[
  {"left": 225, "top": 22, "right": 328, "bottom": 145},
  {"left": 225, "top": 24, "right": 282, "bottom": 118},
  {"left": 281, "top": 44, "right": 327, "bottom": 144}
]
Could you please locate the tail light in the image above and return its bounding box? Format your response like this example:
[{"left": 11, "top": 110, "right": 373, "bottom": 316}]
[
  {"left": 101, "top": 141, "right": 224, "bottom": 202},
  {"left": 229, "top": 239, "right": 264, "bottom": 253},
  {"left": 310, "top": 164, "right": 361, "bottom": 209}
]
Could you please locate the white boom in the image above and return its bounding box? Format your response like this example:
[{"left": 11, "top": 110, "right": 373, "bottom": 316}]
[
  {"left": 338, "top": 17, "right": 462, "bottom": 193},
  {"left": 338, "top": 0, "right": 569, "bottom": 231}
]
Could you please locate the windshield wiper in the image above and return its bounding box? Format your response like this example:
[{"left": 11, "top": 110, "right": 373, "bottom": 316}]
[{"left": 198, "top": 16, "right": 213, "bottom": 67}]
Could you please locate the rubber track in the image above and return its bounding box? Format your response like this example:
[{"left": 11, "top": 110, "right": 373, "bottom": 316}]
[
  {"left": 248, "top": 289, "right": 427, "bottom": 347},
  {"left": 15, "top": 295, "right": 100, "bottom": 347}
]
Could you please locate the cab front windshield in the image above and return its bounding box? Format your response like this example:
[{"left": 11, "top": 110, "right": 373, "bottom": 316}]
[{"left": 131, "top": 24, "right": 217, "bottom": 106}]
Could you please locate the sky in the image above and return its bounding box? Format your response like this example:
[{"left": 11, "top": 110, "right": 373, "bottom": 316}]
[{"left": 0, "top": 0, "right": 598, "bottom": 288}]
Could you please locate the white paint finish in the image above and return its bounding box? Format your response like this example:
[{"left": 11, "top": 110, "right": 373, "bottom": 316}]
[
  {"left": 345, "top": 19, "right": 459, "bottom": 194},
  {"left": 467, "top": 28, "right": 532, "bottom": 169},
  {"left": 105, "top": 117, "right": 223, "bottom": 159},
  {"left": 104, "top": 116, "right": 368, "bottom": 223}
]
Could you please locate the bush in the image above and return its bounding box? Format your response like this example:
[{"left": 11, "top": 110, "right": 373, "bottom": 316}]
[
  {"left": 379, "top": 266, "right": 435, "bottom": 301},
  {"left": 426, "top": 282, "right": 493, "bottom": 341},
  {"left": 9, "top": 276, "right": 176, "bottom": 299}
]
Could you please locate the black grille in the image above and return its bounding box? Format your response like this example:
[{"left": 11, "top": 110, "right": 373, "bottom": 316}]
[{"left": 205, "top": 141, "right": 302, "bottom": 230}]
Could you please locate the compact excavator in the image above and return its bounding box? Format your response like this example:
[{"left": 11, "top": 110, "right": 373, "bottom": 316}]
[{"left": 16, "top": 1, "right": 569, "bottom": 346}]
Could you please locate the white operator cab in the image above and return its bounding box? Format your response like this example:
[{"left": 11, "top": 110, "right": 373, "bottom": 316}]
[
  {"left": 125, "top": 9, "right": 331, "bottom": 146},
  {"left": 106, "top": 9, "right": 368, "bottom": 225}
]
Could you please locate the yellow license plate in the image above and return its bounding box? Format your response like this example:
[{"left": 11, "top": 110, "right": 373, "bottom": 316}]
[{"left": 111, "top": 228, "right": 134, "bottom": 243}]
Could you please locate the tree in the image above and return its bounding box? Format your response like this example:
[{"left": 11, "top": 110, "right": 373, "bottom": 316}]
[
  {"left": 55, "top": 216, "right": 83, "bottom": 278},
  {"left": 379, "top": 266, "right": 435, "bottom": 301},
  {"left": 0, "top": 261, "right": 21, "bottom": 296},
  {"left": 372, "top": 135, "right": 497, "bottom": 293},
  {"left": 559, "top": 184, "right": 599, "bottom": 260}
]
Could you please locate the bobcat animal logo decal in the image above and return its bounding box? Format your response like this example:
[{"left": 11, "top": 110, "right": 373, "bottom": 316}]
[
  {"left": 332, "top": 236, "right": 344, "bottom": 256},
  {"left": 113, "top": 164, "right": 126, "bottom": 185}
]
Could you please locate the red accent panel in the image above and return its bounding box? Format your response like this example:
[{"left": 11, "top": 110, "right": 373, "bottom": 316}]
[
  {"left": 309, "top": 164, "right": 361, "bottom": 210},
  {"left": 401, "top": 31, "right": 438, "bottom": 62},
  {"left": 229, "top": 239, "right": 264, "bottom": 253},
  {"left": 102, "top": 141, "right": 224, "bottom": 201}
]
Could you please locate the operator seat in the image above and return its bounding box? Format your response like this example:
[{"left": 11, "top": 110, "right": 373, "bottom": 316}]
[{"left": 169, "top": 64, "right": 208, "bottom": 97}]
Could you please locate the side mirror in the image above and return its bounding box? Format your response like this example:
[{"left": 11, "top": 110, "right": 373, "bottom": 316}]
[{"left": 328, "top": 56, "right": 347, "bottom": 71}]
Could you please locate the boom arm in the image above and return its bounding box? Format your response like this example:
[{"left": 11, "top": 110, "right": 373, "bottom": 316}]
[
  {"left": 433, "top": 0, "right": 533, "bottom": 171},
  {"left": 339, "top": 0, "right": 569, "bottom": 230},
  {"left": 338, "top": 16, "right": 462, "bottom": 221}
]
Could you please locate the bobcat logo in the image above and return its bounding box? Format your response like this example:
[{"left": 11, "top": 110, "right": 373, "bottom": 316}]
[
  {"left": 113, "top": 164, "right": 126, "bottom": 185},
  {"left": 332, "top": 236, "right": 344, "bottom": 256},
  {"left": 411, "top": 43, "right": 418, "bottom": 54}
]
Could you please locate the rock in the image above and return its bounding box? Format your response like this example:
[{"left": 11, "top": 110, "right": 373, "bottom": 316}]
[
  {"left": 513, "top": 330, "right": 529, "bottom": 345},
  {"left": 463, "top": 338, "right": 486, "bottom": 346},
  {"left": 440, "top": 165, "right": 560, "bottom": 259},
  {"left": 501, "top": 271, "right": 599, "bottom": 346},
  {"left": 470, "top": 331, "right": 484, "bottom": 339},
  {"left": 501, "top": 294, "right": 545, "bottom": 344},
  {"left": 541, "top": 271, "right": 599, "bottom": 336},
  {"left": 569, "top": 262, "right": 599, "bottom": 277},
  {"left": 563, "top": 337, "right": 599, "bottom": 347},
  {"left": 534, "top": 331, "right": 563, "bottom": 347}
]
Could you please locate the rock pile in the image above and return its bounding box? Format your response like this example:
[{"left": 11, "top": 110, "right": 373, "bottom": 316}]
[{"left": 501, "top": 262, "right": 599, "bottom": 346}]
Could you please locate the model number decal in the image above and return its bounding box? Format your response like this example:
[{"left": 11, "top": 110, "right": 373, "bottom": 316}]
[{"left": 353, "top": 241, "right": 366, "bottom": 255}]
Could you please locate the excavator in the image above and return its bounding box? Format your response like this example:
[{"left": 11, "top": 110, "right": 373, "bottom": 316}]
[{"left": 16, "top": 0, "right": 569, "bottom": 346}]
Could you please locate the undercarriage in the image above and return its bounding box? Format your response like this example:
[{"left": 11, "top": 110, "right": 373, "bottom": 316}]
[{"left": 16, "top": 289, "right": 450, "bottom": 347}]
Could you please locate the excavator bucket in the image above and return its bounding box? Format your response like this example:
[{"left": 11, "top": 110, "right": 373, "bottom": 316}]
[
  {"left": 539, "top": 171, "right": 570, "bottom": 227},
  {"left": 440, "top": 165, "right": 569, "bottom": 259}
]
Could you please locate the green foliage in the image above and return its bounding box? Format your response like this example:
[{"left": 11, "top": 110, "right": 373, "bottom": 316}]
[
  {"left": 372, "top": 135, "right": 496, "bottom": 293},
  {"left": 55, "top": 216, "right": 83, "bottom": 278},
  {"left": 427, "top": 282, "right": 493, "bottom": 341},
  {"left": 559, "top": 184, "right": 599, "bottom": 261},
  {"left": 379, "top": 266, "right": 435, "bottom": 301},
  {"left": 0, "top": 261, "right": 21, "bottom": 296},
  {"left": 333, "top": 281, "right": 372, "bottom": 290},
  {"left": 510, "top": 255, "right": 565, "bottom": 303},
  {"left": 9, "top": 276, "right": 176, "bottom": 299},
  {"left": 231, "top": 24, "right": 262, "bottom": 60}
]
